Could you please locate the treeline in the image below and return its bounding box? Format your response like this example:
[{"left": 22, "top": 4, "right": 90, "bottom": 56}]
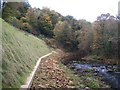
[
  {"left": 2, "top": 1, "right": 60, "bottom": 37},
  {"left": 1, "top": 1, "right": 119, "bottom": 59}
]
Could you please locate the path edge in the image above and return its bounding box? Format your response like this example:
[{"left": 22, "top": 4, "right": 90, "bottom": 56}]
[{"left": 20, "top": 52, "right": 54, "bottom": 90}]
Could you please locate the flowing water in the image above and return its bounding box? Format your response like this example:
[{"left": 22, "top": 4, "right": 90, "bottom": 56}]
[{"left": 69, "top": 63, "right": 120, "bottom": 89}]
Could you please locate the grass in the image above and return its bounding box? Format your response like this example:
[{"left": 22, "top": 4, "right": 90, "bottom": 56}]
[
  {"left": 59, "top": 62, "right": 82, "bottom": 88},
  {"left": 59, "top": 62, "right": 107, "bottom": 88},
  {"left": 1, "top": 18, "right": 51, "bottom": 88}
]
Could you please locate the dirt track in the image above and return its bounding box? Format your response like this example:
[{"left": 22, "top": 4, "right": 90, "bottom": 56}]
[{"left": 31, "top": 51, "right": 74, "bottom": 88}]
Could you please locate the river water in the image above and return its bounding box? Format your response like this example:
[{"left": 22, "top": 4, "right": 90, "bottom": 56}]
[{"left": 69, "top": 63, "right": 120, "bottom": 89}]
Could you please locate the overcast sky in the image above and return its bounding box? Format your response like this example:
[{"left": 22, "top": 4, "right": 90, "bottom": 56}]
[{"left": 28, "top": 0, "right": 119, "bottom": 22}]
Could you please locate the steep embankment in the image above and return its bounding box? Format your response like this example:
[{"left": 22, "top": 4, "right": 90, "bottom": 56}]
[{"left": 1, "top": 18, "right": 51, "bottom": 88}]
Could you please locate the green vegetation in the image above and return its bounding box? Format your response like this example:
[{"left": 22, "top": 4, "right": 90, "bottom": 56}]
[
  {"left": 59, "top": 62, "right": 81, "bottom": 88},
  {"left": 2, "top": 2, "right": 119, "bottom": 61},
  {"left": 1, "top": 18, "right": 50, "bottom": 88},
  {"left": 58, "top": 62, "right": 107, "bottom": 88},
  {"left": 1, "top": 1, "right": 119, "bottom": 89}
]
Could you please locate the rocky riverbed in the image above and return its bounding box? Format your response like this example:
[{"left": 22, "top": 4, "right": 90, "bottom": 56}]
[{"left": 66, "top": 61, "right": 120, "bottom": 90}]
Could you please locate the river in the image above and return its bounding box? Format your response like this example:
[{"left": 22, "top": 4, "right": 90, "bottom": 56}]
[{"left": 68, "top": 62, "right": 120, "bottom": 89}]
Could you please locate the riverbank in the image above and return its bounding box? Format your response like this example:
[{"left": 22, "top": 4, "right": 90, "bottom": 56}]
[
  {"left": 81, "top": 55, "right": 119, "bottom": 65},
  {"left": 61, "top": 52, "right": 119, "bottom": 89},
  {"left": 30, "top": 50, "right": 111, "bottom": 89}
]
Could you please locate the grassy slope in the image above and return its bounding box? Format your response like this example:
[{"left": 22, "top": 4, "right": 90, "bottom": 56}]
[{"left": 1, "top": 18, "right": 51, "bottom": 88}]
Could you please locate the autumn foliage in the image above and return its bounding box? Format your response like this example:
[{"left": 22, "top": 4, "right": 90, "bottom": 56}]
[{"left": 2, "top": 2, "right": 119, "bottom": 60}]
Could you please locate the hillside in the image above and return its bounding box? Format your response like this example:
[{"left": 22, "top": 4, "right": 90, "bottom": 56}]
[
  {"left": 1, "top": 18, "right": 51, "bottom": 88},
  {"left": 1, "top": 1, "right": 119, "bottom": 89}
]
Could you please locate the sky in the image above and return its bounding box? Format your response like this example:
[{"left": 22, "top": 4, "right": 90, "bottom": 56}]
[{"left": 28, "top": 0, "right": 119, "bottom": 22}]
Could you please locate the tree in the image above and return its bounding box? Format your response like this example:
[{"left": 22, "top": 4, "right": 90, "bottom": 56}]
[
  {"left": 76, "top": 20, "right": 93, "bottom": 54},
  {"left": 21, "top": 22, "right": 32, "bottom": 33},
  {"left": 25, "top": 8, "right": 39, "bottom": 28},
  {"left": 37, "top": 12, "right": 53, "bottom": 38},
  {"left": 2, "top": 2, "right": 30, "bottom": 22},
  {"left": 92, "top": 13, "right": 118, "bottom": 58},
  {"left": 54, "top": 21, "right": 78, "bottom": 51}
]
